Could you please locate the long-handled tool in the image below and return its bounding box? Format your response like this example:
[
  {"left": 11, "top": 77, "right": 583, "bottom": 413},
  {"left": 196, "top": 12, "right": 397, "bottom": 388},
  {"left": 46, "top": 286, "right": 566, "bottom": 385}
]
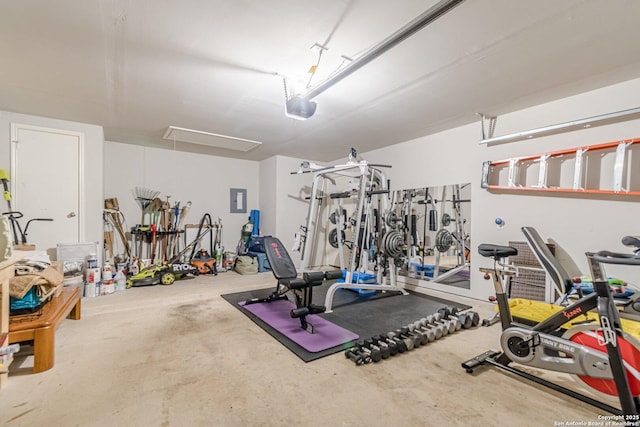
[
  {"left": 169, "top": 201, "right": 191, "bottom": 257},
  {"left": 104, "top": 198, "right": 131, "bottom": 259},
  {"left": 132, "top": 187, "right": 160, "bottom": 226},
  {"left": 0, "top": 169, "right": 19, "bottom": 244},
  {"left": 214, "top": 217, "right": 224, "bottom": 265},
  {"left": 150, "top": 223, "right": 157, "bottom": 263},
  {"left": 160, "top": 197, "right": 172, "bottom": 261}
]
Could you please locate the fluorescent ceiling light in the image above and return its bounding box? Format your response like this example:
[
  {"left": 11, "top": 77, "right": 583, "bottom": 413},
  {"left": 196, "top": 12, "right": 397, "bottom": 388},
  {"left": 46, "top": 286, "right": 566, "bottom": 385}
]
[{"left": 163, "top": 126, "right": 262, "bottom": 152}]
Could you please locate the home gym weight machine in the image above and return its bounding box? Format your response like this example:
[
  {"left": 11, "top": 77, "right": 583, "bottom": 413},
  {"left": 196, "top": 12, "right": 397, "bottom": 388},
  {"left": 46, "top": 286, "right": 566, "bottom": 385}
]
[
  {"left": 463, "top": 237, "right": 640, "bottom": 415},
  {"left": 297, "top": 149, "right": 408, "bottom": 313}
]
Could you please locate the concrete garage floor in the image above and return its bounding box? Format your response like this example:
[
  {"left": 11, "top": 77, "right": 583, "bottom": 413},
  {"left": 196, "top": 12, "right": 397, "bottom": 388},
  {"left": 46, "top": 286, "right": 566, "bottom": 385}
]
[{"left": 1, "top": 272, "right": 612, "bottom": 426}]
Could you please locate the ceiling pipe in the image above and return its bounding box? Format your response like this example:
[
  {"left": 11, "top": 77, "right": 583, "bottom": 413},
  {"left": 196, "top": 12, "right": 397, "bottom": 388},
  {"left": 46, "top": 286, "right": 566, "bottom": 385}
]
[{"left": 302, "top": 0, "right": 466, "bottom": 101}]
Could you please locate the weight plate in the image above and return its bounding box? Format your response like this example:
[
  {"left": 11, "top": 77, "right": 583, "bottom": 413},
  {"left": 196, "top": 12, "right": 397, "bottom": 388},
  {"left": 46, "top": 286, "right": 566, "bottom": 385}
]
[
  {"left": 328, "top": 228, "right": 345, "bottom": 249},
  {"left": 435, "top": 229, "right": 453, "bottom": 252}
]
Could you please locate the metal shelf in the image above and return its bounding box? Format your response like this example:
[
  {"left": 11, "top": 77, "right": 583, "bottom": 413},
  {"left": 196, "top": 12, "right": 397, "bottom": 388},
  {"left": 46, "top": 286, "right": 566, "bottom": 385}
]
[{"left": 479, "top": 107, "right": 640, "bottom": 145}]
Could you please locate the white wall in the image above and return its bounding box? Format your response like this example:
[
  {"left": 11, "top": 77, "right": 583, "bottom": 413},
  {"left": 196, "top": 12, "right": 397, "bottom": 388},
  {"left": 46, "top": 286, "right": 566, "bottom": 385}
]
[
  {"left": 274, "top": 156, "right": 314, "bottom": 253},
  {"left": 360, "top": 77, "right": 640, "bottom": 301},
  {"left": 259, "top": 155, "right": 314, "bottom": 260},
  {"left": 258, "top": 156, "right": 277, "bottom": 236},
  {"left": 104, "top": 141, "right": 259, "bottom": 256},
  {"left": 0, "top": 110, "right": 104, "bottom": 254}
]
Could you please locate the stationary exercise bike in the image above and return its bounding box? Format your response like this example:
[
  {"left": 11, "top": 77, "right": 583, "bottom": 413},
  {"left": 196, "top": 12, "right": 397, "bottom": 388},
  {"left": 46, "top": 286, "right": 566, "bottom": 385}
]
[{"left": 462, "top": 237, "right": 640, "bottom": 415}]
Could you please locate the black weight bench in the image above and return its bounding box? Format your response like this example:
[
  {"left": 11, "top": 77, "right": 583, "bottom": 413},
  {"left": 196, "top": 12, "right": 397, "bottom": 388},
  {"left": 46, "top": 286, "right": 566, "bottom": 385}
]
[{"left": 243, "top": 236, "right": 342, "bottom": 333}]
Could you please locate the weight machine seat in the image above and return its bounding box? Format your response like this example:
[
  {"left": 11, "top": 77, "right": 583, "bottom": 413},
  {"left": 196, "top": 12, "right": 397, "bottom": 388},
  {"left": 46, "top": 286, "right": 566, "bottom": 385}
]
[
  {"left": 286, "top": 278, "right": 311, "bottom": 290},
  {"left": 521, "top": 226, "right": 574, "bottom": 295},
  {"left": 262, "top": 236, "right": 341, "bottom": 333},
  {"left": 302, "top": 270, "right": 343, "bottom": 287},
  {"left": 264, "top": 236, "right": 297, "bottom": 281},
  {"left": 478, "top": 244, "right": 518, "bottom": 259}
]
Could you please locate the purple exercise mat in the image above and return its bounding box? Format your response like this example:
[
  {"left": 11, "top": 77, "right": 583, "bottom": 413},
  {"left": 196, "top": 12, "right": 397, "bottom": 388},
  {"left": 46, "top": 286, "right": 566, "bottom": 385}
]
[{"left": 240, "top": 299, "right": 358, "bottom": 353}]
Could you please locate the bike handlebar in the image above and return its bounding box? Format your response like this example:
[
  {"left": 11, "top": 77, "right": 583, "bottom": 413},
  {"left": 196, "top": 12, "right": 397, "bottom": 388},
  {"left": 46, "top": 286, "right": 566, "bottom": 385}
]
[{"left": 593, "top": 250, "right": 640, "bottom": 266}]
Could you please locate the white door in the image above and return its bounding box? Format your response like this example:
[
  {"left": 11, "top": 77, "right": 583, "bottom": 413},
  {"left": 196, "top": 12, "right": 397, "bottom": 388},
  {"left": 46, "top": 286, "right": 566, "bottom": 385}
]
[{"left": 10, "top": 124, "right": 83, "bottom": 255}]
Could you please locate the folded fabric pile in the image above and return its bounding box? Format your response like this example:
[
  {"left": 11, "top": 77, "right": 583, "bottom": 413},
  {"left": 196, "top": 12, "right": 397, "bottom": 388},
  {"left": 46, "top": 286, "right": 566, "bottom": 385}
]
[{"left": 9, "top": 260, "right": 64, "bottom": 301}]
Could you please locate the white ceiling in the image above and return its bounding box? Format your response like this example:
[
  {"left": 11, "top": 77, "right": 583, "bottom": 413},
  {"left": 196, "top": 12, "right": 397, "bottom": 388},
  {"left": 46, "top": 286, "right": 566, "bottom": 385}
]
[{"left": 1, "top": 0, "right": 640, "bottom": 161}]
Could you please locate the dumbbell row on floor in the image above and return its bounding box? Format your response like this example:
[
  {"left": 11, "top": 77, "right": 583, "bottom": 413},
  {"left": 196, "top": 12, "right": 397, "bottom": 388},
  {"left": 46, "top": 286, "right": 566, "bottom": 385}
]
[
  {"left": 344, "top": 307, "right": 481, "bottom": 365},
  {"left": 344, "top": 322, "right": 454, "bottom": 365}
]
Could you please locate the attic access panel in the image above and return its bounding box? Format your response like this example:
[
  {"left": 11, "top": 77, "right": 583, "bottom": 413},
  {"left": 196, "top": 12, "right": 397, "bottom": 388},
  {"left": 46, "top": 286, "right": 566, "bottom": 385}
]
[{"left": 163, "top": 127, "right": 262, "bottom": 152}]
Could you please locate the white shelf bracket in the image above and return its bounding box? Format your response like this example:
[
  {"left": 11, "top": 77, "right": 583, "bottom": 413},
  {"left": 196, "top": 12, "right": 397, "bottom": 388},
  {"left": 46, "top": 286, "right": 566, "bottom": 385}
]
[{"left": 478, "top": 113, "right": 498, "bottom": 140}]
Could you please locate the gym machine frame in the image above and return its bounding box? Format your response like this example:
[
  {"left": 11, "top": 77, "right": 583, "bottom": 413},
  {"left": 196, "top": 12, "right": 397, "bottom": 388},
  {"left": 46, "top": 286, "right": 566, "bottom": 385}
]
[
  {"left": 298, "top": 155, "right": 407, "bottom": 313},
  {"left": 396, "top": 184, "right": 470, "bottom": 284},
  {"left": 463, "top": 242, "right": 640, "bottom": 415}
]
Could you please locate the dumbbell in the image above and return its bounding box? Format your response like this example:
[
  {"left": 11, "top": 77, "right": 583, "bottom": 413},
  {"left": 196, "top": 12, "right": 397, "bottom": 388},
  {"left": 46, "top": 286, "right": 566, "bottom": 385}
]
[
  {"left": 425, "top": 313, "right": 456, "bottom": 335},
  {"left": 397, "top": 327, "right": 425, "bottom": 347},
  {"left": 438, "top": 307, "right": 465, "bottom": 331},
  {"left": 365, "top": 338, "right": 391, "bottom": 359},
  {"left": 438, "top": 307, "right": 467, "bottom": 330},
  {"left": 400, "top": 325, "right": 429, "bottom": 347},
  {"left": 355, "top": 340, "right": 382, "bottom": 363},
  {"left": 377, "top": 334, "right": 407, "bottom": 353},
  {"left": 345, "top": 347, "right": 366, "bottom": 365},
  {"left": 371, "top": 336, "right": 398, "bottom": 356},
  {"left": 407, "top": 322, "right": 436, "bottom": 342},
  {"left": 388, "top": 331, "right": 414, "bottom": 351},
  {"left": 405, "top": 324, "right": 433, "bottom": 344},
  {"left": 414, "top": 318, "right": 445, "bottom": 339},
  {"left": 440, "top": 306, "right": 481, "bottom": 329},
  {"left": 399, "top": 326, "right": 428, "bottom": 347},
  {"left": 413, "top": 321, "right": 438, "bottom": 342},
  {"left": 467, "top": 311, "right": 480, "bottom": 327},
  {"left": 419, "top": 315, "right": 449, "bottom": 337},
  {"left": 445, "top": 307, "right": 481, "bottom": 328}
]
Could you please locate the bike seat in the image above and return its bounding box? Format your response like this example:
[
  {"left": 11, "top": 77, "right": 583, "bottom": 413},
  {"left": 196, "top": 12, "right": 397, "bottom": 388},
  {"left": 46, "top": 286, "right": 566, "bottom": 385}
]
[
  {"left": 478, "top": 244, "right": 518, "bottom": 259},
  {"left": 622, "top": 236, "right": 640, "bottom": 250}
]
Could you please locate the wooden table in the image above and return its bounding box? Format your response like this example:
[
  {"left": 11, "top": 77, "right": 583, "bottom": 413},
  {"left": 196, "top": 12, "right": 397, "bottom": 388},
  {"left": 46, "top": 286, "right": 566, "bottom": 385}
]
[
  {"left": 9, "top": 286, "right": 81, "bottom": 373},
  {"left": 0, "top": 256, "right": 20, "bottom": 389}
]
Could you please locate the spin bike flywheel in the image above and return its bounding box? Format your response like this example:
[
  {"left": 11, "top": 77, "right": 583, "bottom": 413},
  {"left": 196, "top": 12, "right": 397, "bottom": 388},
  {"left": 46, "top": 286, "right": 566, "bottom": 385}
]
[{"left": 564, "top": 326, "right": 640, "bottom": 397}]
